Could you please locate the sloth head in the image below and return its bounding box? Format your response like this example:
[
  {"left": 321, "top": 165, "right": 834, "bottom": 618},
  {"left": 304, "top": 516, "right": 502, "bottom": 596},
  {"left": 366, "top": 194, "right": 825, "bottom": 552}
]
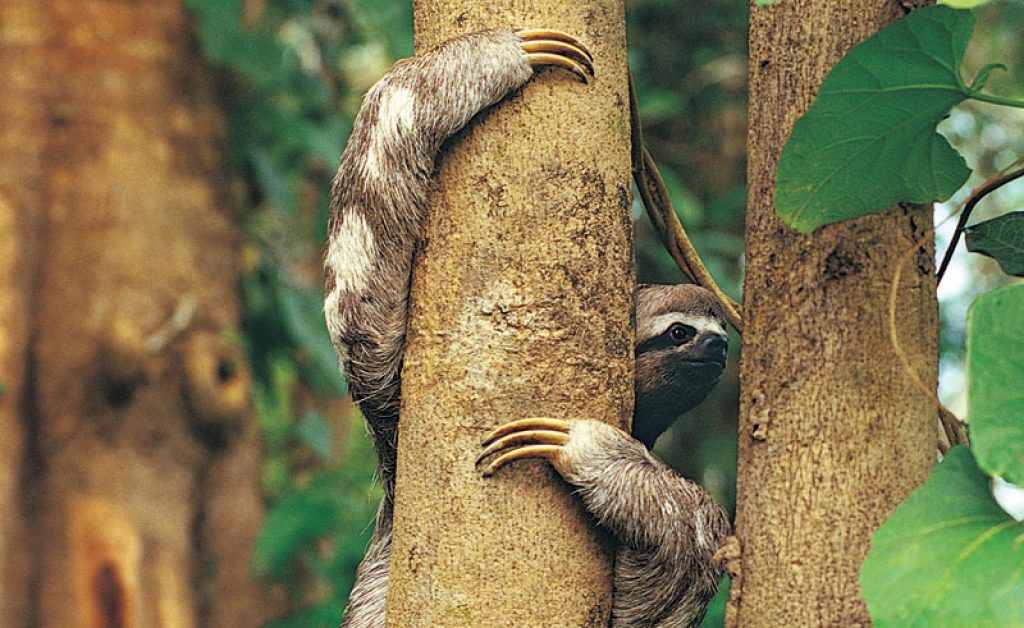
[{"left": 632, "top": 283, "right": 729, "bottom": 448}]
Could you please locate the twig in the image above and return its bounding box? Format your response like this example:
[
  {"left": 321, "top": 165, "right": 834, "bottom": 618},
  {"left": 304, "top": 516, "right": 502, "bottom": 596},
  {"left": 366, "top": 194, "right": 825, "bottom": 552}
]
[
  {"left": 629, "top": 74, "right": 744, "bottom": 333},
  {"left": 937, "top": 158, "right": 1024, "bottom": 285}
]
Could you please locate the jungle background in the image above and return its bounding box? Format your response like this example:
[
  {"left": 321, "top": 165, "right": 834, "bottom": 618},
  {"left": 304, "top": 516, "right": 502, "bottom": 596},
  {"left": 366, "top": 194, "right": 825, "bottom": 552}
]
[{"left": 0, "top": 0, "right": 1021, "bottom": 626}]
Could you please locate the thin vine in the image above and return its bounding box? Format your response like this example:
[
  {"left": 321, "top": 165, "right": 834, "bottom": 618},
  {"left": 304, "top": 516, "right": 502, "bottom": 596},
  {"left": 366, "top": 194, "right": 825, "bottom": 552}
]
[{"left": 888, "top": 162, "right": 1024, "bottom": 453}]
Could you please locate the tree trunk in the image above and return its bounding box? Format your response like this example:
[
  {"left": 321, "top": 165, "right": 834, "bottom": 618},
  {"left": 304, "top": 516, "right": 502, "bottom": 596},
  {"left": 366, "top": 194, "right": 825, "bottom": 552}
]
[
  {"left": 386, "top": 2, "right": 633, "bottom": 625},
  {"left": 0, "top": 1, "right": 281, "bottom": 625},
  {"left": 732, "top": 2, "right": 937, "bottom": 625}
]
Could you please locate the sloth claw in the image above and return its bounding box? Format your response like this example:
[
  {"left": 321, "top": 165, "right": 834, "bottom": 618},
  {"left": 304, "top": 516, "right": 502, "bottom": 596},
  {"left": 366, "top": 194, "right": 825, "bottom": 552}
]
[
  {"left": 477, "top": 417, "right": 572, "bottom": 477},
  {"left": 516, "top": 29, "right": 594, "bottom": 82}
]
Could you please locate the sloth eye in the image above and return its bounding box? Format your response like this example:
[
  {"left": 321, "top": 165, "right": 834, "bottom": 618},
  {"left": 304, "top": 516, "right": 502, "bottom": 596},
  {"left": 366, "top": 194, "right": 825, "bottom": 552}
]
[{"left": 667, "top": 323, "right": 696, "bottom": 344}]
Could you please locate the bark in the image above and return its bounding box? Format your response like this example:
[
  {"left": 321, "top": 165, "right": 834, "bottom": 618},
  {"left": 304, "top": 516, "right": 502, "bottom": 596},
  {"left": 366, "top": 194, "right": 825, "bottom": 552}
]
[
  {"left": 386, "top": 2, "right": 633, "bottom": 625},
  {"left": 732, "top": 1, "right": 937, "bottom": 625},
  {"left": 0, "top": 1, "right": 281, "bottom": 625}
]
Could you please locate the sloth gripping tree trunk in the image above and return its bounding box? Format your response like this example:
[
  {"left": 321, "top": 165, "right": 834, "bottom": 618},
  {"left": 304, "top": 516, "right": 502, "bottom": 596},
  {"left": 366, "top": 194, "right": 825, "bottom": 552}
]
[
  {"left": 386, "top": 1, "right": 633, "bottom": 625},
  {"left": 731, "top": 1, "right": 938, "bottom": 625}
]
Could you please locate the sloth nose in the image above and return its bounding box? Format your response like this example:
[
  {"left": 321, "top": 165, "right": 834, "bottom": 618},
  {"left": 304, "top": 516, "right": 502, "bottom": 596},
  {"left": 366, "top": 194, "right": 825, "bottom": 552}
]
[{"left": 697, "top": 333, "right": 728, "bottom": 363}]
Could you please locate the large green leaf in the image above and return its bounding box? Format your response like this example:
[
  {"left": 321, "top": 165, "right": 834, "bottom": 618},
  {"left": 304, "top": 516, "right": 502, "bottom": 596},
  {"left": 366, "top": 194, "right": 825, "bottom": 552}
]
[
  {"left": 966, "top": 212, "right": 1024, "bottom": 276},
  {"left": 968, "top": 284, "right": 1024, "bottom": 484},
  {"left": 775, "top": 5, "right": 973, "bottom": 232},
  {"left": 861, "top": 447, "right": 1024, "bottom": 627}
]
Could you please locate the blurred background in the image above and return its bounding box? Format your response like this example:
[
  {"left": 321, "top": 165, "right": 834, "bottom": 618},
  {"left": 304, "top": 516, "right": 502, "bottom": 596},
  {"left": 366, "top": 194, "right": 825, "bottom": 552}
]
[{"left": 0, "top": 0, "right": 1020, "bottom": 626}]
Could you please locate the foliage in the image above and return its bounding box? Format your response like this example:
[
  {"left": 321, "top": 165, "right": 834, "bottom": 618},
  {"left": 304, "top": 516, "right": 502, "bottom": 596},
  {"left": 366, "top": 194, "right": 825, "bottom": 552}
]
[
  {"left": 967, "top": 284, "right": 1024, "bottom": 485},
  {"left": 254, "top": 423, "right": 380, "bottom": 627},
  {"left": 861, "top": 447, "right": 1023, "bottom": 627},
  {"left": 186, "top": 0, "right": 351, "bottom": 397},
  {"left": 775, "top": 4, "right": 1023, "bottom": 233},
  {"left": 629, "top": 0, "right": 748, "bottom": 301},
  {"left": 775, "top": 5, "right": 969, "bottom": 231},
  {"left": 966, "top": 211, "right": 1024, "bottom": 276},
  {"left": 861, "top": 287, "right": 1024, "bottom": 627}
]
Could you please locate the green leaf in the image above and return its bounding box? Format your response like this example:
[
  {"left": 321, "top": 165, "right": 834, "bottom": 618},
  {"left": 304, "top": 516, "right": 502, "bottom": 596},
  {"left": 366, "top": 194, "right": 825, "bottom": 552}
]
[
  {"left": 862, "top": 447, "right": 1024, "bottom": 627},
  {"left": 775, "top": 5, "right": 973, "bottom": 232},
  {"left": 965, "top": 212, "right": 1024, "bottom": 276},
  {"left": 968, "top": 284, "right": 1024, "bottom": 484}
]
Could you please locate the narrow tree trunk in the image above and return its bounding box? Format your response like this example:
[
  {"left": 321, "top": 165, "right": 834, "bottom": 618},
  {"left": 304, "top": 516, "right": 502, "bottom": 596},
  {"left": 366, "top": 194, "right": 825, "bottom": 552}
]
[
  {"left": 387, "top": 2, "right": 633, "bottom": 625},
  {"left": 0, "top": 1, "right": 281, "bottom": 625},
  {"left": 732, "top": 2, "right": 937, "bottom": 625}
]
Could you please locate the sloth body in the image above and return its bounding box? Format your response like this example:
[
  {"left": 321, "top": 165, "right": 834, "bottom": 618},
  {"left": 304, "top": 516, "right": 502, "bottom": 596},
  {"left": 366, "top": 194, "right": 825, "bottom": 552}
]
[{"left": 325, "top": 28, "right": 730, "bottom": 627}]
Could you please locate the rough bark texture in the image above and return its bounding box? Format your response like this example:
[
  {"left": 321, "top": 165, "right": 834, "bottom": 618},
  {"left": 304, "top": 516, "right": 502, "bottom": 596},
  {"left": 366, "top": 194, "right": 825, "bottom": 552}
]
[
  {"left": 732, "top": 1, "right": 938, "bottom": 625},
  {"left": 0, "top": 1, "right": 280, "bottom": 625},
  {"left": 386, "top": 2, "right": 633, "bottom": 625}
]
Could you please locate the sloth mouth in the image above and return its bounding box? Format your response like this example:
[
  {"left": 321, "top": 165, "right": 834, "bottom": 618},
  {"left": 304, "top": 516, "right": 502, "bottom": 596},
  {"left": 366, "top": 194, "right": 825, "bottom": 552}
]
[{"left": 679, "top": 360, "right": 726, "bottom": 373}]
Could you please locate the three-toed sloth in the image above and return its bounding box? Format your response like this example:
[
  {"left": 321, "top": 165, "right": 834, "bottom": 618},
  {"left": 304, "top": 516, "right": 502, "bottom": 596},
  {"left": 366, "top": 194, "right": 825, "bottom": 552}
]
[{"left": 324, "top": 27, "right": 731, "bottom": 628}]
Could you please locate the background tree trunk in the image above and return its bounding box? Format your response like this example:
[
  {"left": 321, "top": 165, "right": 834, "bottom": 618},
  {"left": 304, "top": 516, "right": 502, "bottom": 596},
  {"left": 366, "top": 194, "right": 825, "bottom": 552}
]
[
  {"left": 0, "top": 1, "right": 281, "bottom": 625},
  {"left": 386, "top": 2, "right": 633, "bottom": 625},
  {"left": 732, "top": 1, "right": 937, "bottom": 625},
  {"left": 0, "top": 3, "right": 45, "bottom": 622}
]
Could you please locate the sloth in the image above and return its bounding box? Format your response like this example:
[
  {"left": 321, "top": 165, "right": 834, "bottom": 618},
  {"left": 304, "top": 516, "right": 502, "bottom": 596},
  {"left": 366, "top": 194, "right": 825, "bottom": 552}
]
[{"left": 324, "top": 27, "right": 731, "bottom": 628}]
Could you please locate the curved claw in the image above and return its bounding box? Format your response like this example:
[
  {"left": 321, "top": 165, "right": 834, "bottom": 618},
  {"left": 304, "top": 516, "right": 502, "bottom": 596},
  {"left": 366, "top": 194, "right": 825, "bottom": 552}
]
[
  {"left": 521, "top": 41, "right": 593, "bottom": 68},
  {"left": 524, "top": 53, "right": 591, "bottom": 82},
  {"left": 481, "top": 417, "right": 571, "bottom": 445},
  {"left": 478, "top": 417, "right": 573, "bottom": 477},
  {"left": 476, "top": 429, "right": 570, "bottom": 466},
  {"left": 515, "top": 29, "right": 593, "bottom": 60},
  {"left": 516, "top": 28, "right": 594, "bottom": 82},
  {"left": 481, "top": 444, "right": 564, "bottom": 477}
]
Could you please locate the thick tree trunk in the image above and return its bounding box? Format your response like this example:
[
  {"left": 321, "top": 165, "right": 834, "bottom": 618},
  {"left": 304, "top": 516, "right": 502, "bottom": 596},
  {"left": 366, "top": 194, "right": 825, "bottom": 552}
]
[
  {"left": 386, "top": 2, "right": 633, "bottom": 625},
  {"left": 732, "top": 2, "right": 937, "bottom": 625},
  {"left": 0, "top": 1, "right": 280, "bottom": 625}
]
